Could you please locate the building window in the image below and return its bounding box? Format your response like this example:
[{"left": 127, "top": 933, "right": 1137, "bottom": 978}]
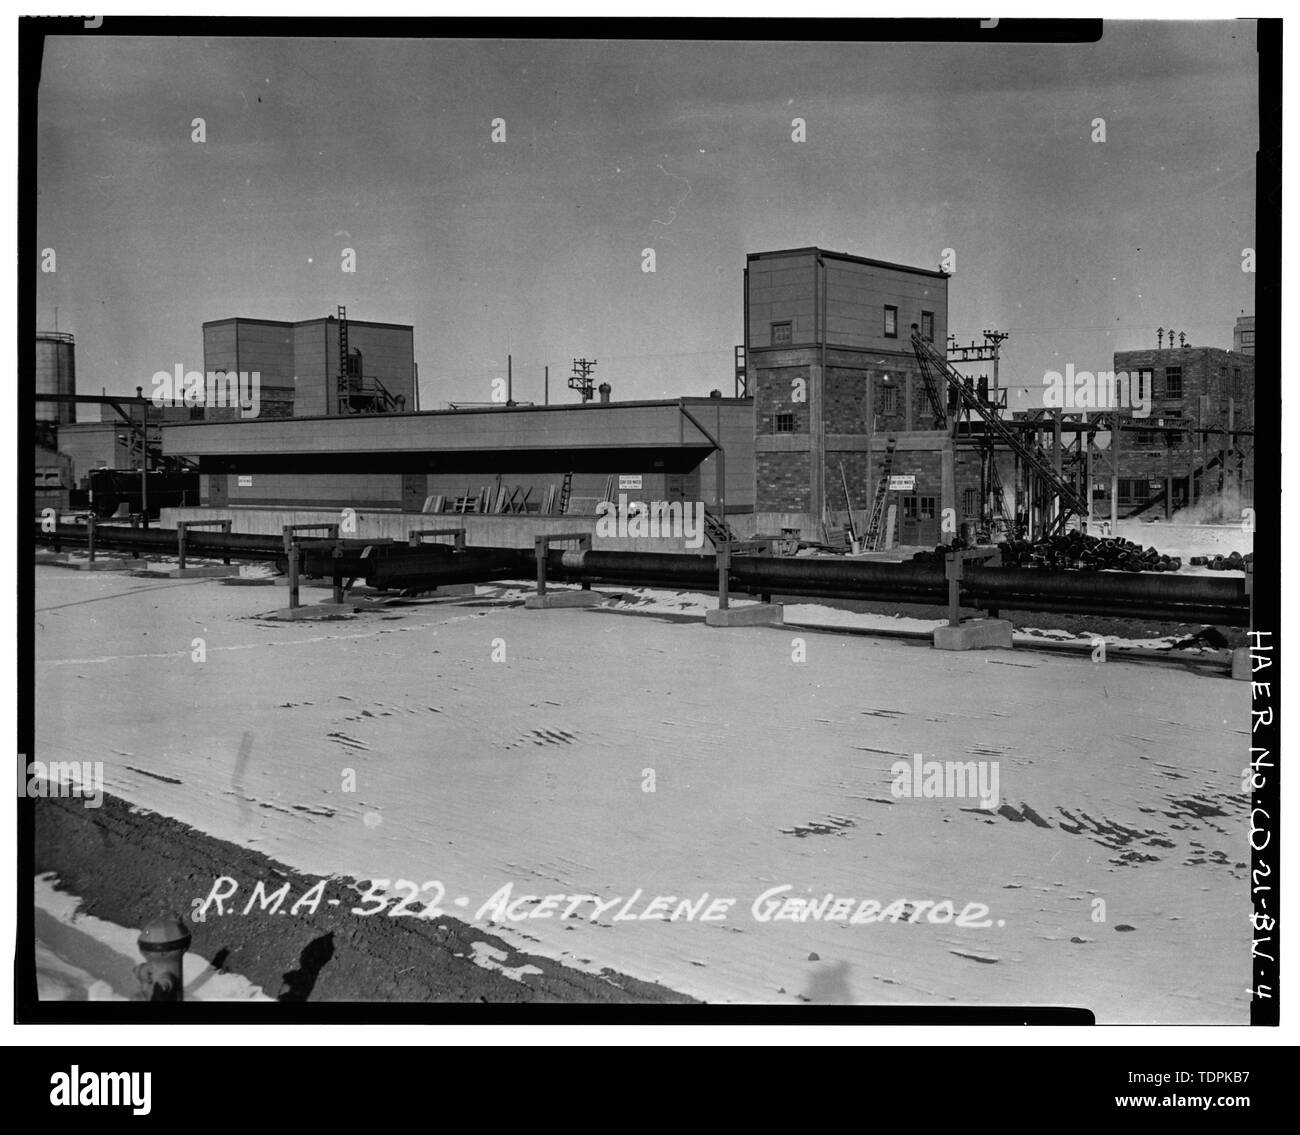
[
  {"left": 1233, "top": 367, "right": 1243, "bottom": 398},
  {"left": 1164, "top": 410, "right": 1183, "bottom": 446},
  {"left": 1118, "top": 478, "right": 1149, "bottom": 501},
  {"left": 918, "top": 496, "right": 936, "bottom": 520},
  {"left": 921, "top": 311, "right": 934, "bottom": 342},
  {"left": 189, "top": 406, "right": 205, "bottom": 420},
  {"left": 1163, "top": 366, "right": 1183, "bottom": 399},
  {"left": 962, "top": 487, "right": 980, "bottom": 516},
  {"left": 883, "top": 306, "right": 898, "bottom": 338},
  {"left": 1137, "top": 370, "right": 1152, "bottom": 403},
  {"left": 1136, "top": 428, "right": 1158, "bottom": 446},
  {"left": 880, "top": 384, "right": 898, "bottom": 414},
  {"left": 1240, "top": 330, "right": 1255, "bottom": 351},
  {"left": 902, "top": 496, "right": 918, "bottom": 520},
  {"left": 774, "top": 412, "right": 796, "bottom": 434},
  {"left": 771, "top": 322, "right": 792, "bottom": 346}
]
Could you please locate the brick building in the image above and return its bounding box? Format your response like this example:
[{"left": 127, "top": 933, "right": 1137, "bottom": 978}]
[
  {"left": 746, "top": 247, "right": 955, "bottom": 541},
  {"left": 1104, "top": 342, "right": 1255, "bottom": 517}
]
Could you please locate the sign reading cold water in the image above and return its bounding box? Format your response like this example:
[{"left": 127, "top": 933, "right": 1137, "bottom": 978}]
[
  {"left": 619, "top": 475, "right": 643, "bottom": 490},
  {"left": 888, "top": 475, "right": 915, "bottom": 491}
]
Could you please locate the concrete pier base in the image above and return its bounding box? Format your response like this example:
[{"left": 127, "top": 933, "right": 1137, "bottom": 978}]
[
  {"left": 1230, "top": 646, "right": 1252, "bottom": 681},
  {"left": 524, "top": 590, "right": 607, "bottom": 609},
  {"left": 35, "top": 552, "right": 72, "bottom": 565},
  {"left": 933, "top": 618, "right": 1013, "bottom": 651},
  {"left": 431, "top": 583, "right": 479, "bottom": 597},
  {"left": 705, "top": 603, "right": 784, "bottom": 628},
  {"left": 395, "top": 583, "right": 479, "bottom": 599}
]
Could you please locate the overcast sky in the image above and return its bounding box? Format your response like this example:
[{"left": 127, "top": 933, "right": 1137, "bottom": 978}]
[{"left": 36, "top": 23, "right": 1257, "bottom": 417}]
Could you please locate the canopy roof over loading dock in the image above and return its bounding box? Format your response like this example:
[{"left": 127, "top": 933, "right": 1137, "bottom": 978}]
[{"left": 161, "top": 397, "right": 754, "bottom": 478}]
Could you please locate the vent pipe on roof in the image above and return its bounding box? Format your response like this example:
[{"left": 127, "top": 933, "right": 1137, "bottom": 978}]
[{"left": 598, "top": 382, "right": 611, "bottom": 403}]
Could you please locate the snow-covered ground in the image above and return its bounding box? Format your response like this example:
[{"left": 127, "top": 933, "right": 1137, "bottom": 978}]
[{"left": 34, "top": 566, "right": 1250, "bottom": 1020}]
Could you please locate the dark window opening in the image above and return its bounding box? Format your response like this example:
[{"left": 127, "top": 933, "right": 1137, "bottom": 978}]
[
  {"left": 774, "top": 412, "right": 796, "bottom": 433},
  {"left": 1163, "top": 366, "right": 1183, "bottom": 399},
  {"left": 771, "top": 322, "right": 792, "bottom": 346},
  {"left": 921, "top": 311, "right": 934, "bottom": 342},
  {"left": 883, "top": 306, "right": 898, "bottom": 338}
]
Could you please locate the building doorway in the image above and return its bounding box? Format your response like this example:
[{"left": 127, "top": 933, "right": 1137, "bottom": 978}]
[{"left": 899, "top": 493, "right": 939, "bottom": 545}]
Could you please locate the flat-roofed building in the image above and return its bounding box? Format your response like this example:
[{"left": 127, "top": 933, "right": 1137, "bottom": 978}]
[
  {"left": 746, "top": 247, "right": 952, "bottom": 541},
  {"left": 200, "top": 314, "right": 416, "bottom": 420}
]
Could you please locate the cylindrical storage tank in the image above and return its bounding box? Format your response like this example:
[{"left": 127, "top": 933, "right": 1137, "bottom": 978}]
[{"left": 36, "top": 332, "right": 76, "bottom": 425}]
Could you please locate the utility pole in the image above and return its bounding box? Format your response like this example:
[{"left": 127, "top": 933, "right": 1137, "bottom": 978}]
[
  {"left": 136, "top": 387, "right": 149, "bottom": 527},
  {"left": 982, "top": 329, "right": 1009, "bottom": 400},
  {"left": 568, "top": 358, "right": 597, "bottom": 402},
  {"left": 946, "top": 330, "right": 1009, "bottom": 404}
]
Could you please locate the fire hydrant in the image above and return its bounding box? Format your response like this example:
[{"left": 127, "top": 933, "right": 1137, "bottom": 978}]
[{"left": 134, "top": 916, "right": 192, "bottom": 1002}]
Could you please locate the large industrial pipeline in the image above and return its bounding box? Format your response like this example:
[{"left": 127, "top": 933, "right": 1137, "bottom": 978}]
[
  {"left": 530, "top": 548, "right": 1249, "bottom": 626},
  {"left": 36, "top": 521, "right": 1250, "bottom": 626}
]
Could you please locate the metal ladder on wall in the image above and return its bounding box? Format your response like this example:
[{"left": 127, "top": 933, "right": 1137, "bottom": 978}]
[
  {"left": 336, "top": 304, "right": 351, "bottom": 415},
  {"left": 911, "top": 331, "right": 1089, "bottom": 533},
  {"left": 557, "top": 472, "right": 573, "bottom": 515},
  {"left": 862, "top": 437, "right": 897, "bottom": 550}
]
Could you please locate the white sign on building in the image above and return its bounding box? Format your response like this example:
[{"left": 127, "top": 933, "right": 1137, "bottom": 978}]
[
  {"left": 619, "top": 475, "right": 643, "bottom": 490},
  {"left": 888, "top": 475, "right": 916, "bottom": 491}
]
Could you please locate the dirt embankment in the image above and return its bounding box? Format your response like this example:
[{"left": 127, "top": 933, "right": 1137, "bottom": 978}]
[{"left": 34, "top": 792, "right": 697, "bottom": 1005}]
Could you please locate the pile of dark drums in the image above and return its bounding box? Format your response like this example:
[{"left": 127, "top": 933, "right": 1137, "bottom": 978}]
[
  {"left": 997, "top": 532, "right": 1183, "bottom": 572},
  {"left": 911, "top": 531, "right": 1184, "bottom": 572},
  {"left": 1188, "top": 550, "right": 1252, "bottom": 571}
]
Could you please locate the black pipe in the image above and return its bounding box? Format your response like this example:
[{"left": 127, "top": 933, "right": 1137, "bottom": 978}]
[
  {"left": 36, "top": 523, "right": 1247, "bottom": 623},
  {"left": 366, "top": 551, "right": 529, "bottom": 590},
  {"left": 542, "top": 549, "right": 1245, "bottom": 610},
  {"left": 533, "top": 574, "right": 1245, "bottom": 627}
]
